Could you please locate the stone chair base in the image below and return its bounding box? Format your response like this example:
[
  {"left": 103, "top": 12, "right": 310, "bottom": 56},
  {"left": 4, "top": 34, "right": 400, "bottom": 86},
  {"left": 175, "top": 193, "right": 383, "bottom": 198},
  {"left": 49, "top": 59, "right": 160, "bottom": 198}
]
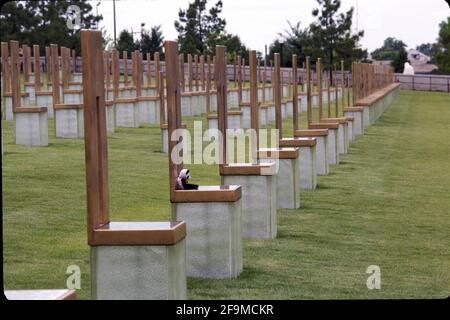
[
  {"left": 90, "top": 221, "right": 187, "bottom": 300},
  {"left": 293, "top": 129, "right": 330, "bottom": 176},
  {"left": 54, "top": 104, "right": 84, "bottom": 139},
  {"left": 221, "top": 163, "right": 277, "bottom": 239},
  {"left": 14, "top": 107, "right": 48, "bottom": 146},
  {"left": 115, "top": 98, "right": 139, "bottom": 128},
  {"left": 258, "top": 148, "right": 301, "bottom": 209},
  {"left": 308, "top": 123, "right": 340, "bottom": 165},
  {"left": 171, "top": 186, "right": 243, "bottom": 279}
]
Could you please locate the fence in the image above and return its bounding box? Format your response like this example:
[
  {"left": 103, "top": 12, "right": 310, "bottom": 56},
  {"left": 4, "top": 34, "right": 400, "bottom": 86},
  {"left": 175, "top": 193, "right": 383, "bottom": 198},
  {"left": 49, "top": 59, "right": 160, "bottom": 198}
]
[{"left": 394, "top": 74, "right": 450, "bottom": 92}]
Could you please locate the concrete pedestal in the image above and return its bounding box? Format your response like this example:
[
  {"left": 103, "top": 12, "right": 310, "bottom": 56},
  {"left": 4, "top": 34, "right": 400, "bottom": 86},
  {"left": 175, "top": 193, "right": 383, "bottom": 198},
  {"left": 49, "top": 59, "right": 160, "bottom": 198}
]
[
  {"left": 327, "top": 128, "right": 339, "bottom": 165},
  {"left": 106, "top": 103, "right": 115, "bottom": 133},
  {"left": 344, "top": 110, "right": 364, "bottom": 137},
  {"left": 36, "top": 93, "right": 54, "bottom": 119},
  {"left": 4, "top": 96, "right": 13, "bottom": 120},
  {"left": 14, "top": 109, "right": 48, "bottom": 146},
  {"left": 241, "top": 105, "right": 251, "bottom": 129},
  {"left": 259, "top": 107, "right": 268, "bottom": 127},
  {"left": 172, "top": 200, "right": 242, "bottom": 278},
  {"left": 210, "top": 92, "right": 217, "bottom": 113},
  {"left": 115, "top": 99, "right": 139, "bottom": 128},
  {"left": 222, "top": 171, "right": 277, "bottom": 239},
  {"left": 259, "top": 149, "right": 301, "bottom": 209},
  {"left": 138, "top": 98, "right": 159, "bottom": 125},
  {"left": 24, "top": 84, "right": 35, "bottom": 104},
  {"left": 313, "top": 135, "right": 329, "bottom": 175},
  {"left": 91, "top": 240, "right": 186, "bottom": 299},
  {"left": 181, "top": 95, "right": 192, "bottom": 116},
  {"left": 63, "top": 91, "right": 83, "bottom": 104},
  {"left": 298, "top": 145, "right": 317, "bottom": 190},
  {"left": 228, "top": 90, "right": 238, "bottom": 107},
  {"left": 55, "top": 107, "right": 84, "bottom": 139},
  {"left": 161, "top": 127, "right": 168, "bottom": 153},
  {"left": 267, "top": 105, "right": 276, "bottom": 123},
  {"left": 228, "top": 113, "right": 242, "bottom": 130}
]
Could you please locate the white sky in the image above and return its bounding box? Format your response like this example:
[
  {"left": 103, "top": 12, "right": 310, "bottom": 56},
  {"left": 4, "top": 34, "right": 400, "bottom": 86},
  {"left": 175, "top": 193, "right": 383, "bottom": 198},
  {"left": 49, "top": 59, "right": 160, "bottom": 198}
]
[{"left": 91, "top": 0, "right": 449, "bottom": 54}]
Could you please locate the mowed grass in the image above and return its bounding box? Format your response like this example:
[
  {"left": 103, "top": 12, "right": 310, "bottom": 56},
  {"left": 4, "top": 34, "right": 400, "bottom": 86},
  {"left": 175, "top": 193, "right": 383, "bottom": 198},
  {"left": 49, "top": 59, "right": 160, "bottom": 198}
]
[{"left": 2, "top": 90, "right": 450, "bottom": 299}]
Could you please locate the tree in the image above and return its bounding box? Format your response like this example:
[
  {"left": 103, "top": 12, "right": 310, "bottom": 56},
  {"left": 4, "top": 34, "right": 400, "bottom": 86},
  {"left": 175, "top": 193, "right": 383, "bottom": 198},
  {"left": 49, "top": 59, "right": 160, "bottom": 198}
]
[
  {"left": 116, "top": 29, "right": 136, "bottom": 57},
  {"left": 434, "top": 17, "right": 450, "bottom": 74},
  {"left": 309, "top": 0, "right": 366, "bottom": 77},
  {"left": 215, "top": 33, "right": 247, "bottom": 63},
  {"left": 371, "top": 37, "right": 407, "bottom": 60},
  {"left": 371, "top": 37, "right": 408, "bottom": 73},
  {"left": 174, "top": 0, "right": 226, "bottom": 55},
  {"left": 268, "top": 21, "right": 313, "bottom": 68},
  {"left": 416, "top": 43, "right": 435, "bottom": 62},
  {"left": 391, "top": 47, "right": 408, "bottom": 73},
  {"left": 139, "top": 25, "right": 165, "bottom": 59},
  {"left": 0, "top": 0, "right": 102, "bottom": 55}
]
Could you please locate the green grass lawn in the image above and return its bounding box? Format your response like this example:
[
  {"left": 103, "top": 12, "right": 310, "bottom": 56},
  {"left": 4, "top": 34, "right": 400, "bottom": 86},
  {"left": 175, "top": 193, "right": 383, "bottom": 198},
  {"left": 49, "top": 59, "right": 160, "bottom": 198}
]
[{"left": 2, "top": 90, "right": 450, "bottom": 299}]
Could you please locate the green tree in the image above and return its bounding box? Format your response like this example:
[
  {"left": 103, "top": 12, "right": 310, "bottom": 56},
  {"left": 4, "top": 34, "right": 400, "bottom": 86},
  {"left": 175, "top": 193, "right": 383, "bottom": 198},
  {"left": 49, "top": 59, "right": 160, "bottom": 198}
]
[
  {"left": 309, "top": 0, "right": 366, "bottom": 76},
  {"left": 434, "top": 17, "right": 450, "bottom": 74},
  {"left": 391, "top": 47, "right": 408, "bottom": 73},
  {"left": 416, "top": 43, "right": 435, "bottom": 62},
  {"left": 139, "top": 25, "right": 165, "bottom": 59},
  {"left": 268, "top": 21, "right": 313, "bottom": 68},
  {"left": 116, "top": 29, "right": 136, "bottom": 57},
  {"left": 174, "top": 0, "right": 226, "bottom": 55},
  {"left": 0, "top": 0, "right": 102, "bottom": 55},
  {"left": 215, "top": 33, "right": 247, "bottom": 63},
  {"left": 371, "top": 37, "right": 407, "bottom": 60}
]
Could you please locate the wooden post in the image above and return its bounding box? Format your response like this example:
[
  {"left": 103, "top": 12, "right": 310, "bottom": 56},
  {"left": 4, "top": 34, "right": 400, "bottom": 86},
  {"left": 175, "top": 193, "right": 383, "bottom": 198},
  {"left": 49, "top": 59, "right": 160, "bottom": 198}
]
[
  {"left": 50, "top": 44, "right": 60, "bottom": 105},
  {"left": 292, "top": 54, "right": 299, "bottom": 132},
  {"left": 274, "top": 53, "right": 282, "bottom": 140},
  {"left": 165, "top": 41, "right": 183, "bottom": 201},
  {"left": 206, "top": 59, "right": 211, "bottom": 114},
  {"left": 233, "top": 54, "right": 237, "bottom": 88},
  {"left": 146, "top": 52, "right": 151, "bottom": 85},
  {"left": 33, "top": 45, "right": 41, "bottom": 92},
  {"left": 1, "top": 42, "right": 11, "bottom": 93},
  {"left": 212, "top": 56, "right": 216, "bottom": 89},
  {"left": 262, "top": 58, "right": 267, "bottom": 103},
  {"left": 200, "top": 55, "right": 205, "bottom": 91},
  {"left": 61, "top": 47, "right": 69, "bottom": 89},
  {"left": 80, "top": 29, "right": 109, "bottom": 244},
  {"left": 23, "top": 44, "right": 30, "bottom": 82},
  {"left": 347, "top": 73, "right": 351, "bottom": 107},
  {"left": 306, "top": 56, "right": 312, "bottom": 126},
  {"left": 241, "top": 58, "right": 245, "bottom": 87},
  {"left": 188, "top": 54, "right": 193, "bottom": 92},
  {"left": 10, "top": 40, "right": 21, "bottom": 110},
  {"left": 104, "top": 51, "right": 111, "bottom": 93},
  {"left": 216, "top": 45, "right": 228, "bottom": 166},
  {"left": 112, "top": 48, "right": 119, "bottom": 100},
  {"left": 249, "top": 50, "right": 259, "bottom": 163},
  {"left": 341, "top": 60, "right": 345, "bottom": 112},
  {"left": 134, "top": 51, "right": 142, "bottom": 97},
  {"left": 45, "top": 46, "right": 51, "bottom": 86},
  {"left": 154, "top": 52, "right": 160, "bottom": 89},
  {"left": 123, "top": 51, "right": 128, "bottom": 87},
  {"left": 206, "top": 55, "right": 213, "bottom": 91},
  {"left": 334, "top": 65, "right": 338, "bottom": 117},
  {"left": 317, "top": 58, "right": 322, "bottom": 121},
  {"left": 179, "top": 53, "right": 185, "bottom": 92},
  {"left": 237, "top": 55, "right": 242, "bottom": 104},
  {"left": 71, "top": 49, "right": 76, "bottom": 73},
  {"left": 159, "top": 71, "right": 166, "bottom": 127},
  {"left": 194, "top": 54, "right": 199, "bottom": 91}
]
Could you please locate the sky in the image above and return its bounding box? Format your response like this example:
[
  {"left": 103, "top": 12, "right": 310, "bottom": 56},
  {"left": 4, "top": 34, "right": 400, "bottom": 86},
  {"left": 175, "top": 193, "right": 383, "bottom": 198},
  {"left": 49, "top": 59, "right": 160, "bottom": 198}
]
[{"left": 91, "top": 0, "right": 450, "bottom": 54}]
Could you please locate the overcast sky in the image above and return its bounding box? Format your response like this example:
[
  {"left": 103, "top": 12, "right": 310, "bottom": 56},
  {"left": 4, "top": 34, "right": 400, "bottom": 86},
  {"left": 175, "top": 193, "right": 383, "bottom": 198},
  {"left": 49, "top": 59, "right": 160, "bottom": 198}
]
[{"left": 91, "top": 0, "right": 449, "bottom": 54}]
